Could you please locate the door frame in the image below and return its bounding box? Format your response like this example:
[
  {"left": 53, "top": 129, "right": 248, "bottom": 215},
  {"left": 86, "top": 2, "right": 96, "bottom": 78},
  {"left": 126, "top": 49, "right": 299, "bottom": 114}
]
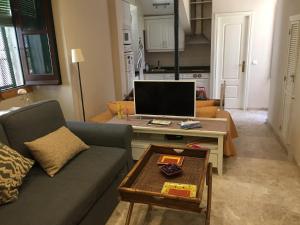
[{"left": 211, "top": 11, "right": 254, "bottom": 109}]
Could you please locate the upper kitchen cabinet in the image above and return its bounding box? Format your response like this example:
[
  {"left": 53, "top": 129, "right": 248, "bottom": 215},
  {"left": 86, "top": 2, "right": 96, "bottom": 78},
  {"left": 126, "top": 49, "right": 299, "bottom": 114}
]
[
  {"left": 145, "top": 15, "right": 185, "bottom": 52},
  {"left": 122, "top": 0, "right": 132, "bottom": 29}
]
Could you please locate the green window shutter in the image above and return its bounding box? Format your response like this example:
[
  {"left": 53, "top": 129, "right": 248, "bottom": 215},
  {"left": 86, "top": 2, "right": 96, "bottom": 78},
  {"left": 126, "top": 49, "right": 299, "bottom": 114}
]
[
  {"left": 20, "top": 0, "right": 36, "bottom": 18},
  {"left": 0, "top": 0, "right": 12, "bottom": 26}
]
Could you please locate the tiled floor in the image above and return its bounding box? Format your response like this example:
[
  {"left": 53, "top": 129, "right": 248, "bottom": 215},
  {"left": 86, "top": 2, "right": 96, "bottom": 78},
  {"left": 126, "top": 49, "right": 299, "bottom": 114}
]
[{"left": 107, "top": 110, "right": 300, "bottom": 225}]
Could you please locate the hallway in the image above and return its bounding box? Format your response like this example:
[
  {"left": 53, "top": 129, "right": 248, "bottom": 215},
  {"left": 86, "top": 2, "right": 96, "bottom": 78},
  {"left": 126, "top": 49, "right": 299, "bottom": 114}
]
[{"left": 107, "top": 110, "right": 300, "bottom": 225}]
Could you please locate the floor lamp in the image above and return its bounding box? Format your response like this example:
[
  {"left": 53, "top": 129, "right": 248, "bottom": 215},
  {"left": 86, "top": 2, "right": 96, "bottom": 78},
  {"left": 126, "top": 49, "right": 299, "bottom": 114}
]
[{"left": 71, "top": 49, "right": 86, "bottom": 122}]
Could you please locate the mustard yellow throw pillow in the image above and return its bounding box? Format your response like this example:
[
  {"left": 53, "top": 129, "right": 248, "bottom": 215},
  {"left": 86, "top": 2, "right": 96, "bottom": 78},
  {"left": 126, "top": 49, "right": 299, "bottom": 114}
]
[
  {"left": 25, "top": 126, "right": 89, "bottom": 177},
  {"left": 0, "top": 143, "right": 34, "bottom": 205}
]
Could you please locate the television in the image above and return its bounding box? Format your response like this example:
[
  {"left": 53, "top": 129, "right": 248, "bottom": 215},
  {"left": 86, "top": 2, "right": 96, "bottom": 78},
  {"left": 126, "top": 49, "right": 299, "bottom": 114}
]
[{"left": 134, "top": 80, "right": 196, "bottom": 118}]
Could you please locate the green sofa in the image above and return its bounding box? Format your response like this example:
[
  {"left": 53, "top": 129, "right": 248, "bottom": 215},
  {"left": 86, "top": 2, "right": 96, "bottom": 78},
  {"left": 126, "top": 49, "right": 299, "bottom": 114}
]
[{"left": 0, "top": 100, "right": 133, "bottom": 225}]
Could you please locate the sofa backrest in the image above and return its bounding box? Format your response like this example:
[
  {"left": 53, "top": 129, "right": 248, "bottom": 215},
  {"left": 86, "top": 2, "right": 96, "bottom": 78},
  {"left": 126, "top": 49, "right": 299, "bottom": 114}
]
[
  {"left": 0, "top": 100, "right": 66, "bottom": 158},
  {"left": 0, "top": 124, "right": 9, "bottom": 146}
]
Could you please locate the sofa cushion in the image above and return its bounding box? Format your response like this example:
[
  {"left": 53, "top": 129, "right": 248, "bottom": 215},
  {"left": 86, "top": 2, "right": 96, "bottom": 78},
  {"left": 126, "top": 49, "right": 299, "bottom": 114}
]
[
  {"left": 0, "top": 124, "right": 9, "bottom": 145},
  {"left": 0, "top": 145, "right": 127, "bottom": 225},
  {"left": 25, "top": 126, "right": 89, "bottom": 177},
  {"left": 0, "top": 143, "right": 34, "bottom": 205},
  {"left": 0, "top": 101, "right": 66, "bottom": 158}
]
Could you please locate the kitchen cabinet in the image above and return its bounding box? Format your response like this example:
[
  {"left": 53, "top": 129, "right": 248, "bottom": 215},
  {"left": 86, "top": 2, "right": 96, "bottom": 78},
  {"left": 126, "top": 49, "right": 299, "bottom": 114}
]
[
  {"left": 180, "top": 73, "right": 210, "bottom": 97},
  {"left": 164, "top": 74, "right": 175, "bottom": 80},
  {"left": 122, "top": 1, "right": 132, "bottom": 29},
  {"left": 145, "top": 16, "right": 185, "bottom": 52},
  {"left": 144, "top": 73, "right": 175, "bottom": 80}
]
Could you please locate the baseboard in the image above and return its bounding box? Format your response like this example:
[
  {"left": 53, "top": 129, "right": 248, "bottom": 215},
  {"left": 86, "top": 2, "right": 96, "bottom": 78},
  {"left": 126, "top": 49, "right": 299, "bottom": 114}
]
[{"left": 246, "top": 107, "right": 268, "bottom": 110}]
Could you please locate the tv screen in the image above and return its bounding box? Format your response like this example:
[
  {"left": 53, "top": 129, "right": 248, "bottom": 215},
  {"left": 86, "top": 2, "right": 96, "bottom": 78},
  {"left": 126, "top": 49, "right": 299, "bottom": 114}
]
[{"left": 134, "top": 81, "right": 196, "bottom": 117}]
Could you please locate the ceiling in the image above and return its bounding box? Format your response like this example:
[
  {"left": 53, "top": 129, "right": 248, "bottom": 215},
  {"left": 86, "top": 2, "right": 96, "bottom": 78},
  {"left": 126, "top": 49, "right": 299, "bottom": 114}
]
[{"left": 139, "top": 0, "right": 174, "bottom": 16}]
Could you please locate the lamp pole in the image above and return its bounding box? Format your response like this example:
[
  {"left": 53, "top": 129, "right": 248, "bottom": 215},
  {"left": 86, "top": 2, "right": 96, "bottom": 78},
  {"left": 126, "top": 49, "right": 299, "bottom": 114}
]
[
  {"left": 71, "top": 49, "right": 86, "bottom": 122},
  {"left": 77, "top": 62, "right": 86, "bottom": 122}
]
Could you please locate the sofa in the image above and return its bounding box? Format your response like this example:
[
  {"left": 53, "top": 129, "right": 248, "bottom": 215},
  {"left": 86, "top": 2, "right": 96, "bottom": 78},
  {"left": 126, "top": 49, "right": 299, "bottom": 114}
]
[
  {"left": 90, "top": 100, "right": 238, "bottom": 157},
  {"left": 0, "top": 100, "right": 133, "bottom": 225}
]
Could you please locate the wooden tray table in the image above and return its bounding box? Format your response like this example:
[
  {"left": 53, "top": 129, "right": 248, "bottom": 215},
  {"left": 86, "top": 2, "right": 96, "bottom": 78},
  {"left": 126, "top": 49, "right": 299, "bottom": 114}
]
[{"left": 118, "top": 145, "right": 212, "bottom": 225}]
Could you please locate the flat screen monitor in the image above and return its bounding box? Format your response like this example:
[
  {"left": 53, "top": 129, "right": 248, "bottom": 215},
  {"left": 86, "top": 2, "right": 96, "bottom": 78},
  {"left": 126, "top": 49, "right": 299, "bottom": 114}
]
[{"left": 134, "top": 80, "right": 196, "bottom": 118}]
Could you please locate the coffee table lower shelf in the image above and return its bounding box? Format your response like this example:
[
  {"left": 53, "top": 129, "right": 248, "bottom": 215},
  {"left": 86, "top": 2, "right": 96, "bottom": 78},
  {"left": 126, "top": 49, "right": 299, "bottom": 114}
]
[{"left": 118, "top": 145, "right": 213, "bottom": 225}]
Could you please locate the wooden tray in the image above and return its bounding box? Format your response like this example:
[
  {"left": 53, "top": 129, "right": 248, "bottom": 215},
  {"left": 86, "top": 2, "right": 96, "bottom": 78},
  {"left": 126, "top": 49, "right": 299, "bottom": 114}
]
[{"left": 118, "top": 145, "right": 210, "bottom": 213}]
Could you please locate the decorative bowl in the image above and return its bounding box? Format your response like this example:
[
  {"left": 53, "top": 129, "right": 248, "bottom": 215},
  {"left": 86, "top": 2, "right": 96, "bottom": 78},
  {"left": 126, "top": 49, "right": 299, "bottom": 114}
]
[{"left": 160, "top": 164, "right": 183, "bottom": 177}]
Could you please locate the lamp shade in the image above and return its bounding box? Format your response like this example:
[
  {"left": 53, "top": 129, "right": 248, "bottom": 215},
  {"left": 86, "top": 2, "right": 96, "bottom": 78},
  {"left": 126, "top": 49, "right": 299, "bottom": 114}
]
[{"left": 71, "top": 49, "right": 85, "bottom": 63}]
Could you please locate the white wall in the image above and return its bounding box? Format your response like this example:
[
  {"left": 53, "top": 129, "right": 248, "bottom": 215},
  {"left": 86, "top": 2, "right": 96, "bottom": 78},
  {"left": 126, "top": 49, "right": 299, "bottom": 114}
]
[
  {"left": 268, "top": 0, "right": 300, "bottom": 165},
  {"left": 179, "top": 0, "right": 191, "bottom": 33},
  {"left": 212, "top": 0, "right": 277, "bottom": 109},
  {"left": 33, "top": 0, "right": 117, "bottom": 120}
]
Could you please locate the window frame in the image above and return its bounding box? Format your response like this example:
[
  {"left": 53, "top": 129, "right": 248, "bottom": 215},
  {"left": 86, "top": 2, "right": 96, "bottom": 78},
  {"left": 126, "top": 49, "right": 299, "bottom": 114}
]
[{"left": 11, "top": 0, "right": 61, "bottom": 85}]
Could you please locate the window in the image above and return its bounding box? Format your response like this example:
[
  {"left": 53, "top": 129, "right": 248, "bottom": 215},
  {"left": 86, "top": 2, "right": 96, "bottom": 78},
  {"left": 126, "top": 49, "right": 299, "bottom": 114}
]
[
  {"left": 0, "top": 0, "right": 61, "bottom": 90},
  {"left": 12, "top": 0, "right": 61, "bottom": 85},
  {"left": 0, "top": 0, "right": 24, "bottom": 90}
]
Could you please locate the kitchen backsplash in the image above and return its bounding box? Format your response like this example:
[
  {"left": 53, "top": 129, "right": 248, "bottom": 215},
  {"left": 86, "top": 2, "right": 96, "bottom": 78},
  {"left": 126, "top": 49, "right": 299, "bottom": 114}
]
[{"left": 145, "top": 44, "right": 211, "bottom": 67}]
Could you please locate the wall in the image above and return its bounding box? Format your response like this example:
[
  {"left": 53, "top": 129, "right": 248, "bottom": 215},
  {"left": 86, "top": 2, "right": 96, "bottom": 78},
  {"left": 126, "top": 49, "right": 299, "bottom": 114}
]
[
  {"left": 33, "top": 0, "right": 117, "bottom": 120},
  {"left": 145, "top": 44, "right": 211, "bottom": 67},
  {"left": 108, "top": 0, "right": 127, "bottom": 100},
  {"left": 179, "top": 0, "right": 191, "bottom": 33},
  {"left": 212, "top": 0, "right": 277, "bottom": 109},
  {"left": 268, "top": 0, "right": 300, "bottom": 165}
]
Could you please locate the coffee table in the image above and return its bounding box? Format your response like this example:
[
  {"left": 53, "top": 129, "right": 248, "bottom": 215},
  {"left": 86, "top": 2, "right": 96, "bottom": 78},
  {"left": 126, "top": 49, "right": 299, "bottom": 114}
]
[
  {"left": 108, "top": 116, "right": 226, "bottom": 175},
  {"left": 118, "top": 145, "right": 212, "bottom": 225}
]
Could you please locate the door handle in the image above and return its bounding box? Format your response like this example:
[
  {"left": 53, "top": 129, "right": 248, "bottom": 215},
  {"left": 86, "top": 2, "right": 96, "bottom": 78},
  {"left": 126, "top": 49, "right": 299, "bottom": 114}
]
[{"left": 242, "top": 61, "right": 246, "bottom": 73}]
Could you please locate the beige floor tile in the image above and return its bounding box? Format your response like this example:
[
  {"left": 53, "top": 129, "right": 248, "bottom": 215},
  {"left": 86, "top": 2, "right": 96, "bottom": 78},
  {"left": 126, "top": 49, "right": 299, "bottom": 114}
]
[{"left": 106, "top": 110, "right": 300, "bottom": 225}]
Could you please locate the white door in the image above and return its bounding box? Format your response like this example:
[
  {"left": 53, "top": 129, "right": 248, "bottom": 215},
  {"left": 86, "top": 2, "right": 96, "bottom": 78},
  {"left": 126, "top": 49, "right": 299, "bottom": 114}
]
[
  {"left": 281, "top": 18, "right": 300, "bottom": 145},
  {"left": 215, "top": 13, "right": 251, "bottom": 109}
]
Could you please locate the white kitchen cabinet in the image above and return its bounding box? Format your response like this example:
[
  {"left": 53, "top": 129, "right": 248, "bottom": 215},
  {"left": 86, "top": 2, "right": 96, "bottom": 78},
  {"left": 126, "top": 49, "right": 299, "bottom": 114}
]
[
  {"left": 122, "top": 1, "right": 132, "bottom": 29},
  {"left": 144, "top": 73, "right": 165, "bottom": 80},
  {"left": 165, "top": 74, "right": 175, "bottom": 80},
  {"left": 145, "top": 16, "right": 185, "bottom": 52},
  {"left": 145, "top": 19, "right": 164, "bottom": 50},
  {"left": 144, "top": 73, "right": 175, "bottom": 80}
]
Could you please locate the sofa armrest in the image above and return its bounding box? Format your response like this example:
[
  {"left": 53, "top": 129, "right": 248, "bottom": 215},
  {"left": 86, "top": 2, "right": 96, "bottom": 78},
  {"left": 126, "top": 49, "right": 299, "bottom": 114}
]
[{"left": 67, "top": 121, "right": 133, "bottom": 168}]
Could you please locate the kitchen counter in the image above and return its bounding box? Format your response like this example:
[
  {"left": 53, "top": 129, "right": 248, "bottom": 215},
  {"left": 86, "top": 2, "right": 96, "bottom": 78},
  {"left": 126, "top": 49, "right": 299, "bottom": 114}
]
[{"left": 143, "top": 66, "right": 210, "bottom": 74}]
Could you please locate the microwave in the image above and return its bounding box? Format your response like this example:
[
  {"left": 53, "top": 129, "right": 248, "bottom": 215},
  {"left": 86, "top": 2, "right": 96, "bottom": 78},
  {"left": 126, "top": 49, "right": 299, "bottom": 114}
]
[{"left": 123, "top": 29, "right": 132, "bottom": 45}]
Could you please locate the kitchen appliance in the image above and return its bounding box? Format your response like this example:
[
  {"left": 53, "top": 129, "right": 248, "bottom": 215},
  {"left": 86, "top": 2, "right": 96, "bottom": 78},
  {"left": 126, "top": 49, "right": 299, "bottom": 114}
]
[
  {"left": 124, "top": 51, "right": 135, "bottom": 93},
  {"left": 134, "top": 80, "right": 196, "bottom": 118},
  {"left": 180, "top": 73, "right": 210, "bottom": 97},
  {"left": 123, "top": 29, "right": 132, "bottom": 45},
  {"left": 123, "top": 44, "right": 133, "bottom": 53}
]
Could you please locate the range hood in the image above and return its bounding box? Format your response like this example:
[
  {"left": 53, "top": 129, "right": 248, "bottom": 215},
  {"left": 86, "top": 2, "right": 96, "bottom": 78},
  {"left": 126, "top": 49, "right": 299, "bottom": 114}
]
[{"left": 186, "top": 34, "right": 210, "bottom": 45}]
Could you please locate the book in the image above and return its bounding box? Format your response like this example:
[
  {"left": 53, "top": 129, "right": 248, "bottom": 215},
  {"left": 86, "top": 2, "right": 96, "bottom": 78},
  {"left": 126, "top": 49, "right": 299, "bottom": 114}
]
[
  {"left": 161, "top": 182, "right": 197, "bottom": 198},
  {"left": 157, "top": 155, "right": 184, "bottom": 166},
  {"left": 148, "top": 119, "right": 172, "bottom": 126}
]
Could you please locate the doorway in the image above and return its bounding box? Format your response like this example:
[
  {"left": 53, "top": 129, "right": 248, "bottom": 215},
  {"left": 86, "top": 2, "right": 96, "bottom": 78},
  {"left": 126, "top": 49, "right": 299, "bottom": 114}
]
[{"left": 213, "top": 12, "right": 253, "bottom": 109}]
